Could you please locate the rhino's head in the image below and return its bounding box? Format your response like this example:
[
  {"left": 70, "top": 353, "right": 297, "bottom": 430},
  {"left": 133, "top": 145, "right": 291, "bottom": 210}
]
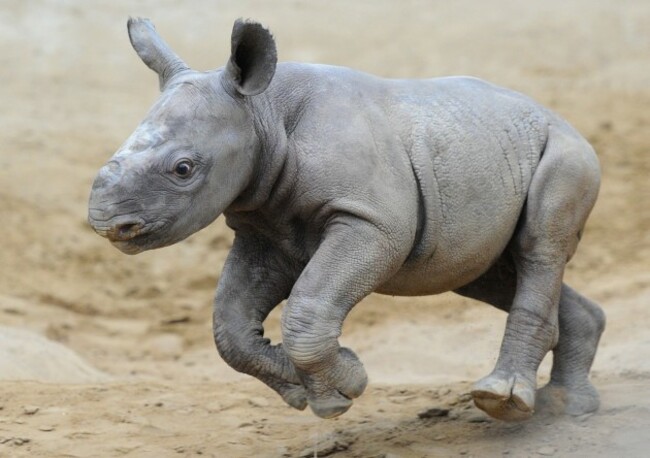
[{"left": 88, "top": 18, "right": 277, "bottom": 254}]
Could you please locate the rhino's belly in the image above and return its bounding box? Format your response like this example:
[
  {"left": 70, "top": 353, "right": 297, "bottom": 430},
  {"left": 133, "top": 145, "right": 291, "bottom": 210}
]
[
  {"left": 377, "top": 245, "right": 506, "bottom": 296},
  {"left": 376, "top": 197, "right": 524, "bottom": 297}
]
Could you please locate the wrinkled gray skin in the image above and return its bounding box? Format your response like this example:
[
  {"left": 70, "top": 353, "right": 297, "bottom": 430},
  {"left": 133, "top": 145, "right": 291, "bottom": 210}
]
[{"left": 88, "top": 18, "right": 605, "bottom": 422}]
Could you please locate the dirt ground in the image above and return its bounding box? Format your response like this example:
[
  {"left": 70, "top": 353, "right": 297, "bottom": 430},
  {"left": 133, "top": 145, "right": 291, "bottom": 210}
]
[{"left": 1, "top": 0, "right": 649, "bottom": 457}]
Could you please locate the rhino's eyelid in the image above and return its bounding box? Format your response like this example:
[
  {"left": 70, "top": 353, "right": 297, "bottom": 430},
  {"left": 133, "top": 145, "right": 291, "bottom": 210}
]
[{"left": 163, "top": 152, "right": 204, "bottom": 170}]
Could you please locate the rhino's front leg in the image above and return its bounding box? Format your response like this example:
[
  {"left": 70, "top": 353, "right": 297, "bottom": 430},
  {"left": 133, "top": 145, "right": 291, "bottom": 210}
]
[
  {"left": 213, "top": 234, "right": 307, "bottom": 410},
  {"left": 282, "top": 217, "right": 409, "bottom": 419}
]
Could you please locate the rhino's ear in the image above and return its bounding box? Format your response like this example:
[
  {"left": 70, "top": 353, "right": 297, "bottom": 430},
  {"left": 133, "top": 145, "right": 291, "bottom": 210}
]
[
  {"left": 224, "top": 19, "right": 277, "bottom": 96},
  {"left": 127, "top": 17, "right": 190, "bottom": 91}
]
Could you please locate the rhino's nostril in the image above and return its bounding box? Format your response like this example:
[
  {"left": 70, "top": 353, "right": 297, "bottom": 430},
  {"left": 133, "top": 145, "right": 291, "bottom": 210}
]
[
  {"left": 118, "top": 223, "right": 139, "bottom": 236},
  {"left": 108, "top": 222, "right": 144, "bottom": 241}
]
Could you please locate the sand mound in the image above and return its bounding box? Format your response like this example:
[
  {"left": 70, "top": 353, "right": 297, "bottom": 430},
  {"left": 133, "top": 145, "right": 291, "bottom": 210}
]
[{"left": 0, "top": 326, "right": 107, "bottom": 384}]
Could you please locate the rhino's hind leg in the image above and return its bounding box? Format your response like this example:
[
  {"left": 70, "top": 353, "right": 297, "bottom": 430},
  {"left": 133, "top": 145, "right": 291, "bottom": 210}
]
[
  {"left": 536, "top": 284, "right": 605, "bottom": 416},
  {"left": 456, "top": 266, "right": 605, "bottom": 419},
  {"left": 470, "top": 259, "right": 563, "bottom": 422},
  {"left": 458, "top": 123, "right": 601, "bottom": 421}
]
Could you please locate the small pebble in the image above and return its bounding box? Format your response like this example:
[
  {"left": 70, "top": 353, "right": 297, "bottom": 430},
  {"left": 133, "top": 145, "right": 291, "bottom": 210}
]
[
  {"left": 39, "top": 425, "right": 55, "bottom": 432},
  {"left": 467, "top": 414, "right": 490, "bottom": 423},
  {"left": 23, "top": 406, "right": 39, "bottom": 415},
  {"left": 537, "top": 446, "right": 557, "bottom": 456},
  {"left": 418, "top": 407, "right": 450, "bottom": 419},
  {"left": 13, "top": 437, "right": 31, "bottom": 446},
  {"left": 434, "top": 434, "right": 448, "bottom": 441}
]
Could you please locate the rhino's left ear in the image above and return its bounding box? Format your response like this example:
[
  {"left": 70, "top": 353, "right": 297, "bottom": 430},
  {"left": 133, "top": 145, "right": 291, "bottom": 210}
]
[{"left": 224, "top": 19, "right": 277, "bottom": 96}]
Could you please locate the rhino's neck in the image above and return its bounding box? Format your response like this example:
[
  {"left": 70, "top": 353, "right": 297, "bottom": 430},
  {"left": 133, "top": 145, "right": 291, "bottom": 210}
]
[
  {"left": 225, "top": 64, "right": 320, "bottom": 215},
  {"left": 226, "top": 90, "right": 289, "bottom": 213}
]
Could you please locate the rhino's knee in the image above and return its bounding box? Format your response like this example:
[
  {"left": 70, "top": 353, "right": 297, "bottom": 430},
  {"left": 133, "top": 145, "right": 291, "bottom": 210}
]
[
  {"left": 281, "top": 301, "right": 339, "bottom": 371},
  {"left": 282, "top": 325, "right": 338, "bottom": 371}
]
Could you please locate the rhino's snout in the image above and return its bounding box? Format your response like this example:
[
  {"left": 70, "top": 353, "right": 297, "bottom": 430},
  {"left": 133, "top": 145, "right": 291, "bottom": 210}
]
[{"left": 89, "top": 160, "right": 148, "bottom": 243}]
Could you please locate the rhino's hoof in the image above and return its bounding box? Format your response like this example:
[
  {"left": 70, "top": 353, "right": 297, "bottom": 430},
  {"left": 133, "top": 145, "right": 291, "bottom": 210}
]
[
  {"left": 335, "top": 347, "right": 368, "bottom": 399},
  {"left": 471, "top": 373, "right": 535, "bottom": 422},
  {"left": 281, "top": 384, "right": 308, "bottom": 410},
  {"left": 308, "top": 391, "right": 353, "bottom": 419},
  {"left": 536, "top": 381, "right": 600, "bottom": 417}
]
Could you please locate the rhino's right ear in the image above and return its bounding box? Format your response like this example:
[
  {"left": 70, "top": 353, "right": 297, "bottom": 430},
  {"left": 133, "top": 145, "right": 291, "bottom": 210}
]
[
  {"left": 127, "top": 17, "right": 190, "bottom": 91},
  {"left": 223, "top": 19, "right": 277, "bottom": 96}
]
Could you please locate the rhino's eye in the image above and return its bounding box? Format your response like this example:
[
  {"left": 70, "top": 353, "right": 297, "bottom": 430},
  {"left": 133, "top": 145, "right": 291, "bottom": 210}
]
[{"left": 173, "top": 159, "right": 194, "bottom": 178}]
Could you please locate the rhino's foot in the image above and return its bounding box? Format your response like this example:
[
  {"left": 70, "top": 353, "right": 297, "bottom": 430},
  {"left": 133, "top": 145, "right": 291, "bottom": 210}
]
[
  {"left": 302, "top": 347, "right": 368, "bottom": 419},
  {"left": 279, "top": 383, "right": 308, "bottom": 410},
  {"left": 536, "top": 380, "right": 600, "bottom": 417},
  {"left": 308, "top": 390, "right": 354, "bottom": 419},
  {"left": 471, "top": 371, "right": 536, "bottom": 422}
]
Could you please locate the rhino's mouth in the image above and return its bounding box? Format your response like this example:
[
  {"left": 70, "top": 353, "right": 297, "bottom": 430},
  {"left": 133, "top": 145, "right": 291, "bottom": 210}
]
[
  {"left": 114, "top": 220, "right": 174, "bottom": 253},
  {"left": 109, "top": 227, "right": 170, "bottom": 254},
  {"left": 89, "top": 217, "right": 169, "bottom": 255},
  {"left": 110, "top": 237, "right": 149, "bottom": 255}
]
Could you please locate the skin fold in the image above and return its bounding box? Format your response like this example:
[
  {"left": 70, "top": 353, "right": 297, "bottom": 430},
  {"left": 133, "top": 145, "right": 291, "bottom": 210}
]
[{"left": 88, "top": 18, "right": 605, "bottom": 421}]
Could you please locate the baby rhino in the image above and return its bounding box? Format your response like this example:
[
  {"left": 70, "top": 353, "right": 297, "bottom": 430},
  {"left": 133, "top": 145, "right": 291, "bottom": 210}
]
[{"left": 88, "top": 18, "right": 605, "bottom": 422}]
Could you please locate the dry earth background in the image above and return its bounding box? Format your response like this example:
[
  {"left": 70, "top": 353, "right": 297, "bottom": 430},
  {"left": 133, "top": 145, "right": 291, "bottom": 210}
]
[{"left": 1, "top": 0, "right": 649, "bottom": 457}]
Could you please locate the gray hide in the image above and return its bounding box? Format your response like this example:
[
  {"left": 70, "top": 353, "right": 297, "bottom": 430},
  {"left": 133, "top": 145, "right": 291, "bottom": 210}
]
[{"left": 88, "top": 18, "right": 605, "bottom": 421}]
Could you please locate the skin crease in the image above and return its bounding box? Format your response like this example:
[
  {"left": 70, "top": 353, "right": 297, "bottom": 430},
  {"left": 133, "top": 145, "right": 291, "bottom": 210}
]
[{"left": 88, "top": 18, "right": 605, "bottom": 421}]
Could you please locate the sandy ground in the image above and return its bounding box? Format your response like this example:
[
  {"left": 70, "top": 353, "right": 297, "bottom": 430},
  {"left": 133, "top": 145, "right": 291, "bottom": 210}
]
[{"left": 1, "top": 0, "right": 649, "bottom": 456}]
